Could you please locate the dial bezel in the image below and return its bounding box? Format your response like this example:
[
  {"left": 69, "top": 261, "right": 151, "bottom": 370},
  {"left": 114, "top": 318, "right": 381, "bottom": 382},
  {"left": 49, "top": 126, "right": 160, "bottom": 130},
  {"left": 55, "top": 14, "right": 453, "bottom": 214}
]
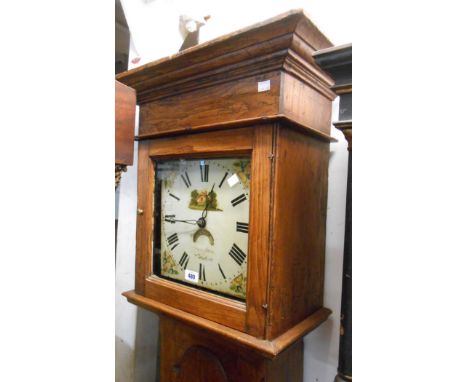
[{"left": 152, "top": 155, "right": 251, "bottom": 302}]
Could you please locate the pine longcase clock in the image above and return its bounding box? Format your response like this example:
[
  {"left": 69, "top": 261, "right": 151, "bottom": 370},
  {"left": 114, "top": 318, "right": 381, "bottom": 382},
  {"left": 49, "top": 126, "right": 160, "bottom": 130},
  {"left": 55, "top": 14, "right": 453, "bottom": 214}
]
[{"left": 119, "top": 10, "right": 336, "bottom": 382}]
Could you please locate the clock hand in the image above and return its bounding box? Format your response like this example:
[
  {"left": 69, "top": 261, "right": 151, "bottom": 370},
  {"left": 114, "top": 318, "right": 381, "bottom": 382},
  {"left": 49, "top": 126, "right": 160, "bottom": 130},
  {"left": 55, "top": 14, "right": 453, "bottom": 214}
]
[
  {"left": 201, "top": 183, "right": 216, "bottom": 220},
  {"left": 165, "top": 218, "right": 198, "bottom": 225}
]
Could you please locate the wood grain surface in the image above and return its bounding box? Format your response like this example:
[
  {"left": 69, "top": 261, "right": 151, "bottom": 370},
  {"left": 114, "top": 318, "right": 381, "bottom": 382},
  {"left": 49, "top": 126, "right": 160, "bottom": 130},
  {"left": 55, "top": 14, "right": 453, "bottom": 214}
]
[
  {"left": 266, "top": 126, "right": 330, "bottom": 339},
  {"left": 116, "top": 9, "right": 335, "bottom": 140},
  {"left": 123, "top": 291, "right": 331, "bottom": 358},
  {"left": 158, "top": 315, "right": 315, "bottom": 381},
  {"left": 115, "top": 80, "right": 136, "bottom": 165},
  {"left": 138, "top": 73, "right": 281, "bottom": 136}
]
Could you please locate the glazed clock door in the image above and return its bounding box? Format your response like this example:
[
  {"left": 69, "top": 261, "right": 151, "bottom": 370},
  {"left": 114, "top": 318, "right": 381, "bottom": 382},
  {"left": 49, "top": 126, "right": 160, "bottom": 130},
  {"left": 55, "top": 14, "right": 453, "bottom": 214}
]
[{"left": 154, "top": 157, "right": 251, "bottom": 300}]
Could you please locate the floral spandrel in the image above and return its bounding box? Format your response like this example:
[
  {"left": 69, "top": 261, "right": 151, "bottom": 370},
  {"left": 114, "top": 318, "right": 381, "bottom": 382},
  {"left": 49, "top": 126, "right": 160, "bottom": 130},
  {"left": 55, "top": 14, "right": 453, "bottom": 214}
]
[
  {"left": 229, "top": 273, "right": 247, "bottom": 299},
  {"left": 162, "top": 250, "right": 179, "bottom": 275}
]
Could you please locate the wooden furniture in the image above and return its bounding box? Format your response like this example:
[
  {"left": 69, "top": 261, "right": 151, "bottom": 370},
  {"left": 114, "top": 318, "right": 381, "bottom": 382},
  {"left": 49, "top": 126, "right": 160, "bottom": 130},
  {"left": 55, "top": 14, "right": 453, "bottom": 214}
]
[
  {"left": 115, "top": 80, "right": 136, "bottom": 188},
  {"left": 117, "top": 10, "right": 336, "bottom": 381}
]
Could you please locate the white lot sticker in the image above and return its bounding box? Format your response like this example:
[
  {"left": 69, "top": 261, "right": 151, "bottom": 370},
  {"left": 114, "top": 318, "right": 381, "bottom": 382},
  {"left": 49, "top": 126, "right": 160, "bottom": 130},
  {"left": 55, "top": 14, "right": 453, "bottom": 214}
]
[
  {"left": 227, "top": 173, "right": 240, "bottom": 187},
  {"left": 185, "top": 269, "right": 199, "bottom": 283},
  {"left": 258, "top": 80, "right": 270, "bottom": 92}
]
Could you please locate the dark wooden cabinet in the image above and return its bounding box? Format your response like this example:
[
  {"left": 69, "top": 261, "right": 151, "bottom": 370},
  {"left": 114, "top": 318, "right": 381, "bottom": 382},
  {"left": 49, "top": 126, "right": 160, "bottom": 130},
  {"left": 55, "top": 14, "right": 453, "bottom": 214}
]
[{"left": 117, "top": 10, "right": 336, "bottom": 381}]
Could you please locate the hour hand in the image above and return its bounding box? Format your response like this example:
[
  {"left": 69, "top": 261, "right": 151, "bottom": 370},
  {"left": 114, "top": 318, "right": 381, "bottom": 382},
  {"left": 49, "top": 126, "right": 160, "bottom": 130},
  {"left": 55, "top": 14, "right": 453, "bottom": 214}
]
[{"left": 164, "top": 216, "right": 198, "bottom": 225}]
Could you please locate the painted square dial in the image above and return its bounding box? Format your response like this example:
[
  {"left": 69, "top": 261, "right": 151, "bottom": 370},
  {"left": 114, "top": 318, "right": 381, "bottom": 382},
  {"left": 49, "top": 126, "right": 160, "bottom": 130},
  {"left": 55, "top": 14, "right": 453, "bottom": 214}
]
[{"left": 153, "top": 157, "right": 251, "bottom": 300}]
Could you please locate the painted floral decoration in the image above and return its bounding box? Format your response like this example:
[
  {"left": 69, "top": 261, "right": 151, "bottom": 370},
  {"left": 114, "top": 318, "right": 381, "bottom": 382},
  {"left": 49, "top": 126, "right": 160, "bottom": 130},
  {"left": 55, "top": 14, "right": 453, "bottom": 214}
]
[
  {"left": 162, "top": 250, "right": 179, "bottom": 275},
  {"left": 229, "top": 273, "right": 247, "bottom": 298}
]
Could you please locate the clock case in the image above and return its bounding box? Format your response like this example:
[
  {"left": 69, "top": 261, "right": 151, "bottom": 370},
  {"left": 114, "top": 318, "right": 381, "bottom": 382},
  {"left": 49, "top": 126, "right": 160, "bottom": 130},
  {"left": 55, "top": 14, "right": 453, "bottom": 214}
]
[{"left": 118, "top": 9, "right": 335, "bottom": 363}]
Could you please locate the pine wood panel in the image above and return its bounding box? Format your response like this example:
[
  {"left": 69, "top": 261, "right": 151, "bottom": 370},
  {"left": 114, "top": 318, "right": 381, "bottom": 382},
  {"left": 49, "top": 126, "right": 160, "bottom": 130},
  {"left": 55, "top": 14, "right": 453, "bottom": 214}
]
[
  {"left": 266, "top": 340, "right": 303, "bottom": 382},
  {"left": 135, "top": 140, "right": 152, "bottom": 294},
  {"left": 160, "top": 316, "right": 267, "bottom": 382},
  {"left": 146, "top": 126, "right": 254, "bottom": 158},
  {"left": 266, "top": 126, "right": 330, "bottom": 339},
  {"left": 176, "top": 346, "right": 228, "bottom": 382},
  {"left": 145, "top": 277, "right": 246, "bottom": 332},
  {"left": 115, "top": 80, "right": 136, "bottom": 165},
  {"left": 139, "top": 74, "right": 280, "bottom": 137},
  {"left": 159, "top": 316, "right": 306, "bottom": 382},
  {"left": 245, "top": 125, "right": 274, "bottom": 337},
  {"left": 280, "top": 72, "right": 333, "bottom": 135}
]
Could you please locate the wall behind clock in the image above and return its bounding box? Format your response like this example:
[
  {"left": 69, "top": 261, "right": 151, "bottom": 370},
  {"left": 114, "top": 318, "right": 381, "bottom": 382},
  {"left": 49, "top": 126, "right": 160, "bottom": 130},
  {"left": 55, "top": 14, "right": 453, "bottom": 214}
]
[{"left": 115, "top": 1, "right": 351, "bottom": 381}]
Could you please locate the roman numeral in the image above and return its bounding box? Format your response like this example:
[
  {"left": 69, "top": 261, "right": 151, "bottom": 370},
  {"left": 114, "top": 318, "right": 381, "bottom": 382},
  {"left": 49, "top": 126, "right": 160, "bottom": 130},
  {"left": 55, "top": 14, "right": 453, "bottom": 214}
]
[
  {"left": 229, "top": 243, "right": 247, "bottom": 266},
  {"left": 219, "top": 172, "right": 228, "bottom": 188},
  {"left": 199, "top": 263, "right": 206, "bottom": 281},
  {"left": 181, "top": 172, "right": 191, "bottom": 188},
  {"left": 218, "top": 264, "right": 226, "bottom": 280},
  {"left": 236, "top": 222, "right": 249, "bottom": 233},
  {"left": 231, "top": 194, "right": 247, "bottom": 207},
  {"left": 169, "top": 193, "right": 180, "bottom": 201},
  {"left": 179, "top": 252, "right": 189, "bottom": 270},
  {"left": 167, "top": 233, "right": 179, "bottom": 248},
  {"left": 200, "top": 161, "right": 209, "bottom": 182},
  {"left": 164, "top": 214, "right": 175, "bottom": 223}
]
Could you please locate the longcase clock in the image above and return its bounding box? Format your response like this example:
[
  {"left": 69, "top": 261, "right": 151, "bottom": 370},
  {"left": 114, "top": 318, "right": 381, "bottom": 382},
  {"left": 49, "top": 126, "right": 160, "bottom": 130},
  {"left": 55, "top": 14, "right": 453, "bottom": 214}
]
[{"left": 117, "top": 10, "right": 336, "bottom": 381}]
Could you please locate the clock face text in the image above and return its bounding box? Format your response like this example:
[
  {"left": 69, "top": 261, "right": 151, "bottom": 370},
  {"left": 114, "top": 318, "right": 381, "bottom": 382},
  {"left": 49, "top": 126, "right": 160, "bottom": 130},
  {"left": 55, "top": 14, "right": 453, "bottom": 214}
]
[{"left": 153, "top": 157, "right": 251, "bottom": 300}]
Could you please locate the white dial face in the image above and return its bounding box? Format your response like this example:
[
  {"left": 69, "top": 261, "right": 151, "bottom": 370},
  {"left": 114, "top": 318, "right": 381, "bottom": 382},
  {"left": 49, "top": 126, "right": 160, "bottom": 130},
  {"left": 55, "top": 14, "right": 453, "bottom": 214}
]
[{"left": 154, "top": 157, "right": 251, "bottom": 300}]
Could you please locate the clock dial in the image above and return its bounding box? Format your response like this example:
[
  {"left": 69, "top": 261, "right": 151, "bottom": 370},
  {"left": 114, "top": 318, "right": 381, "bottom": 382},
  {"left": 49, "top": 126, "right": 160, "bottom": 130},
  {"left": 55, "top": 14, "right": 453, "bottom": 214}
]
[{"left": 154, "top": 157, "right": 251, "bottom": 300}]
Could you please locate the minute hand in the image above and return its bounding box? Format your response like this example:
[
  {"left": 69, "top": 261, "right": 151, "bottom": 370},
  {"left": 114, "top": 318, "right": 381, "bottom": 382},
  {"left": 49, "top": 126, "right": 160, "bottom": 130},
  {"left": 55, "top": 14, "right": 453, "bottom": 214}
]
[{"left": 201, "top": 183, "right": 216, "bottom": 220}]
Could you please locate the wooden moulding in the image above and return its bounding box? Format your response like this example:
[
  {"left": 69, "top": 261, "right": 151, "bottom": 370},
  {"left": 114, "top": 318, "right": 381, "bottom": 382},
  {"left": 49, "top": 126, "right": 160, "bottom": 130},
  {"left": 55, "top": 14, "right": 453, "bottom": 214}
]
[
  {"left": 117, "top": 9, "right": 336, "bottom": 140},
  {"left": 123, "top": 290, "right": 331, "bottom": 359},
  {"left": 135, "top": 115, "right": 337, "bottom": 143},
  {"left": 116, "top": 10, "right": 333, "bottom": 99},
  {"left": 331, "top": 83, "right": 352, "bottom": 95},
  {"left": 333, "top": 120, "right": 352, "bottom": 150}
]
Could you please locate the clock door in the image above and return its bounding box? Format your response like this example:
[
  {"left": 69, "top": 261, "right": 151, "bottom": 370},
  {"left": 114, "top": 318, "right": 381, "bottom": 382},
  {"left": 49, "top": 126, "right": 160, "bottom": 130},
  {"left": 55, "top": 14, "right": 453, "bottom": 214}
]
[{"left": 135, "top": 126, "right": 273, "bottom": 336}]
